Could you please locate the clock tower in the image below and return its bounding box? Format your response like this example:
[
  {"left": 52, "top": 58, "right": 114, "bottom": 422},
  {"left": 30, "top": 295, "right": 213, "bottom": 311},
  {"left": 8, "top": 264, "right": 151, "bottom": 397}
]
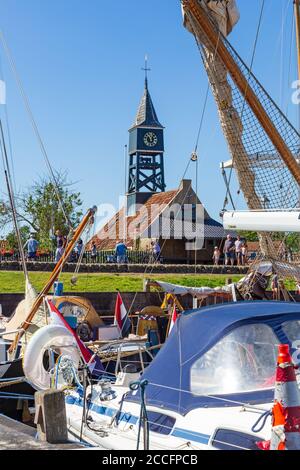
[{"left": 127, "top": 71, "right": 166, "bottom": 215}]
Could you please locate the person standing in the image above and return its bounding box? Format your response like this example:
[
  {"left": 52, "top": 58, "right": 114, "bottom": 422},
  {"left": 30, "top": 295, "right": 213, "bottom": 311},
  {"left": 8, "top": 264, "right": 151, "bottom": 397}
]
[
  {"left": 54, "top": 230, "right": 66, "bottom": 262},
  {"left": 212, "top": 246, "right": 220, "bottom": 265},
  {"left": 115, "top": 240, "right": 127, "bottom": 264},
  {"left": 152, "top": 240, "right": 161, "bottom": 263},
  {"left": 24, "top": 234, "right": 39, "bottom": 260},
  {"left": 91, "top": 241, "right": 97, "bottom": 263},
  {"left": 223, "top": 234, "right": 235, "bottom": 266},
  {"left": 241, "top": 243, "right": 248, "bottom": 266},
  {"left": 271, "top": 273, "right": 279, "bottom": 300},
  {"left": 74, "top": 238, "right": 83, "bottom": 261},
  {"left": 294, "top": 277, "right": 300, "bottom": 296},
  {"left": 235, "top": 235, "right": 243, "bottom": 266}
]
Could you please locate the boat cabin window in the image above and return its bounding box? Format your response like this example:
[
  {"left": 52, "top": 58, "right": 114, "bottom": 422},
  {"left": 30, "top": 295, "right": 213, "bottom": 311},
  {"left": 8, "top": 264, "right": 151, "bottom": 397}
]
[
  {"left": 190, "top": 323, "right": 278, "bottom": 395},
  {"left": 282, "top": 320, "right": 300, "bottom": 343},
  {"left": 57, "top": 302, "right": 87, "bottom": 322},
  {"left": 146, "top": 412, "right": 175, "bottom": 436},
  {"left": 211, "top": 428, "right": 263, "bottom": 450}
]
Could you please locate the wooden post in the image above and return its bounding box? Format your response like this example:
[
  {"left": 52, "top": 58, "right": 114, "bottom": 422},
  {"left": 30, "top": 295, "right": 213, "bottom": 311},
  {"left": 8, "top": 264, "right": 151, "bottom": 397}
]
[
  {"left": 34, "top": 390, "right": 68, "bottom": 443},
  {"left": 182, "top": 0, "right": 300, "bottom": 185}
]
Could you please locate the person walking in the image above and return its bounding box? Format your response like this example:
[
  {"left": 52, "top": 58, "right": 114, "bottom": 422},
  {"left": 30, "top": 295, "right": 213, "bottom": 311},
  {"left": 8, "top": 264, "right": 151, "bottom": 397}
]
[
  {"left": 115, "top": 240, "right": 127, "bottom": 264},
  {"left": 223, "top": 234, "right": 235, "bottom": 266},
  {"left": 24, "top": 234, "right": 39, "bottom": 260},
  {"left": 212, "top": 246, "right": 220, "bottom": 265},
  {"left": 235, "top": 235, "right": 243, "bottom": 266}
]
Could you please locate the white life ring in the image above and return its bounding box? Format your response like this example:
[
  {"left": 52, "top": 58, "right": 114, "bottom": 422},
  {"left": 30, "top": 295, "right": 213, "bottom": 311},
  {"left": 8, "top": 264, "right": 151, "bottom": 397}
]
[{"left": 23, "top": 324, "right": 81, "bottom": 390}]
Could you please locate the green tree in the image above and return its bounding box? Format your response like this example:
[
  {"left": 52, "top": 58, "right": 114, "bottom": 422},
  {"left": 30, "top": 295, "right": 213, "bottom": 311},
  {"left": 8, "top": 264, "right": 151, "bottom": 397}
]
[
  {"left": 237, "top": 231, "right": 259, "bottom": 242},
  {"left": 238, "top": 230, "right": 300, "bottom": 253},
  {"left": 1, "top": 173, "right": 83, "bottom": 250},
  {"left": 279, "top": 233, "right": 300, "bottom": 253},
  {"left": 6, "top": 225, "right": 31, "bottom": 250}
]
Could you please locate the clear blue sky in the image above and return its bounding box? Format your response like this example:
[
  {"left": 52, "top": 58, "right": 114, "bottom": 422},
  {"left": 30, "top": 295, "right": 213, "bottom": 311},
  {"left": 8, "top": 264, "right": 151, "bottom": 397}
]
[{"left": 0, "top": 0, "right": 298, "bottom": 235}]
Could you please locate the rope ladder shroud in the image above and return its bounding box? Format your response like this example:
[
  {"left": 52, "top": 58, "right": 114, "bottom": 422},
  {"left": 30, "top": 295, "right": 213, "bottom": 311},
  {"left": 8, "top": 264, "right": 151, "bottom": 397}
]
[{"left": 182, "top": 0, "right": 300, "bottom": 280}]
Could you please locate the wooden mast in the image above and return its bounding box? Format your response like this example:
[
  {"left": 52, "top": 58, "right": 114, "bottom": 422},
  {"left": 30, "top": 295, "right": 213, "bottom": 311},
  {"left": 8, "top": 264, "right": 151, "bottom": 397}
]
[
  {"left": 8, "top": 205, "right": 97, "bottom": 353},
  {"left": 294, "top": 0, "right": 300, "bottom": 82},
  {"left": 182, "top": 0, "right": 300, "bottom": 186}
]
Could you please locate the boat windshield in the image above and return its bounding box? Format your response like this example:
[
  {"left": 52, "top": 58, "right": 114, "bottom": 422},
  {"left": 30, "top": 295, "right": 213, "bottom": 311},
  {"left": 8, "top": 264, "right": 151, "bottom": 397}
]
[
  {"left": 190, "top": 323, "right": 278, "bottom": 396},
  {"left": 282, "top": 320, "right": 300, "bottom": 366}
]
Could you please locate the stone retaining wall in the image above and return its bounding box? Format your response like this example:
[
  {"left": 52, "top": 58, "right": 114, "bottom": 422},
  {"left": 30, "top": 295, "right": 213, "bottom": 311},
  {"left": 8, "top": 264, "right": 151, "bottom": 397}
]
[
  {"left": 0, "top": 261, "right": 248, "bottom": 275},
  {"left": 0, "top": 291, "right": 194, "bottom": 318}
]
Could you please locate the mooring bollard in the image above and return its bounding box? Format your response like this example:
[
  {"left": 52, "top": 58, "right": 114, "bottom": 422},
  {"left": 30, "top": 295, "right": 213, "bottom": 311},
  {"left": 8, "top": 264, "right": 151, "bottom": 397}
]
[{"left": 34, "top": 389, "right": 68, "bottom": 443}]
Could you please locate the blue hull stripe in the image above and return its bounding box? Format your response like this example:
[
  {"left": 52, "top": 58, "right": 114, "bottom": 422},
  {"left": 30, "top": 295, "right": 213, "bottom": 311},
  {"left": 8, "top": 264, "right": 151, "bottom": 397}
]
[
  {"left": 172, "top": 427, "right": 210, "bottom": 445},
  {"left": 68, "top": 397, "right": 210, "bottom": 445}
]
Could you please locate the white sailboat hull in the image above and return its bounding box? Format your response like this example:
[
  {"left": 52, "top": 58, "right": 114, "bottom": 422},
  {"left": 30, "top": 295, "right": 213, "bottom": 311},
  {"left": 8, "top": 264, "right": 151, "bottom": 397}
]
[
  {"left": 223, "top": 210, "right": 300, "bottom": 232},
  {"left": 65, "top": 386, "right": 271, "bottom": 450}
]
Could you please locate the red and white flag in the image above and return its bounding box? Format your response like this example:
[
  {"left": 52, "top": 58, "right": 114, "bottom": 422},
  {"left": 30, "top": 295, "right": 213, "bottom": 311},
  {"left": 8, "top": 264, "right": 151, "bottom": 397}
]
[
  {"left": 114, "top": 292, "right": 131, "bottom": 337},
  {"left": 169, "top": 304, "right": 178, "bottom": 335},
  {"left": 46, "top": 298, "right": 94, "bottom": 367}
]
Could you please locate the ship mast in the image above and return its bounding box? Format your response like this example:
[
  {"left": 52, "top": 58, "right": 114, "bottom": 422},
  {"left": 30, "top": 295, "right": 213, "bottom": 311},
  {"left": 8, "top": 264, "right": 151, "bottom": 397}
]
[
  {"left": 182, "top": 0, "right": 300, "bottom": 187},
  {"left": 294, "top": 0, "right": 300, "bottom": 82}
]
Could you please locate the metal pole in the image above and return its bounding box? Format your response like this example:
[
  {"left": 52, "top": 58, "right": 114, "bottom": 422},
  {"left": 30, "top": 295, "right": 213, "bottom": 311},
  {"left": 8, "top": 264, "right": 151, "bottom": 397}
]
[
  {"left": 294, "top": 0, "right": 300, "bottom": 204},
  {"left": 124, "top": 144, "right": 128, "bottom": 240},
  {"left": 294, "top": 0, "right": 300, "bottom": 82}
]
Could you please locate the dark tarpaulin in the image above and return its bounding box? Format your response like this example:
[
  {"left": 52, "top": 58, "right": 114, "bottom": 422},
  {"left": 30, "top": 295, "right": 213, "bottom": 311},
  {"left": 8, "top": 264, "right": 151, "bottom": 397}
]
[{"left": 126, "top": 301, "right": 300, "bottom": 415}]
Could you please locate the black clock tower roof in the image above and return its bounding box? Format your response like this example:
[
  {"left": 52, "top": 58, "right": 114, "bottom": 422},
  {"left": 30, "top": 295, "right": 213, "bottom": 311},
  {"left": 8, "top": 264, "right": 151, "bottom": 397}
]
[{"left": 131, "top": 79, "right": 163, "bottom": 129}]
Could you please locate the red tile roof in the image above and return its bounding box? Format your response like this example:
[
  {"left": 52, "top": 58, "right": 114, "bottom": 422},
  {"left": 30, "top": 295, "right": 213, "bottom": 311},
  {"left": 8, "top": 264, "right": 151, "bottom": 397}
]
[
  {"left": 90, "top": 190, "right": 178, "bottom": 250},
  {"left": 247, "top": 240, "right": 286, "bottom": 253}
]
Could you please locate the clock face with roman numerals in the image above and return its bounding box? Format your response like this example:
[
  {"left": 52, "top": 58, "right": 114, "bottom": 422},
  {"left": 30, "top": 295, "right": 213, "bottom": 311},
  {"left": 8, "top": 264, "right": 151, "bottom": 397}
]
[{"left": 143, "top": 132, "right": 158, "bottom": 147}]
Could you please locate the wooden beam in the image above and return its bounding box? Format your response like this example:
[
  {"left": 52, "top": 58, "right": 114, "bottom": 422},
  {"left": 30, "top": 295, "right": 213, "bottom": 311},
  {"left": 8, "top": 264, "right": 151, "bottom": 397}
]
[
  {"left": 9, "top": 206, "right": 97, "bottom": 353},
  {"left": 182, "top": 0, "right": 300, "bottom": 186}
]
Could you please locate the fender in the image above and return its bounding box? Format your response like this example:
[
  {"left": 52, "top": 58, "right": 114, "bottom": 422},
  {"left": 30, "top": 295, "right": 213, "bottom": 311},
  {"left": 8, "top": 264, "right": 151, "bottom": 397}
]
[{"left": 23, "top": 324, "right": 81, "bottom": 390}]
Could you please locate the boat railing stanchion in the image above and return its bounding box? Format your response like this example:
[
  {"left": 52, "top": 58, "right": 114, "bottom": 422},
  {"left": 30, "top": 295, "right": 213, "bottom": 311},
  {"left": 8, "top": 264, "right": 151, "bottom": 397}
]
[{"left": 139, "top": 346, "right": 145, "bottom": 373}]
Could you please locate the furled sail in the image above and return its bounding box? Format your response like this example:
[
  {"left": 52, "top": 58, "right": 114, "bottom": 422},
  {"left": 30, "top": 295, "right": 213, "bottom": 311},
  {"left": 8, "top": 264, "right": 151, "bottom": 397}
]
[{"left": 4, "top": 278, "right": 47, "bottom": 346}]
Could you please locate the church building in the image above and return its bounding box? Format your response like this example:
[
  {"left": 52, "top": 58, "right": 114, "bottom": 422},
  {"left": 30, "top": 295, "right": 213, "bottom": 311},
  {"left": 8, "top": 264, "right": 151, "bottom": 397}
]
[{"left": 91, "top": 72, "right": 229, "bottom": 263}]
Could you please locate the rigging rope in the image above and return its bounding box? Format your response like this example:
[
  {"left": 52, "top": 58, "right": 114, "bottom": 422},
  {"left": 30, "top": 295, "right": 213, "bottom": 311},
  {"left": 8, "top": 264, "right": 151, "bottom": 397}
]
[
  {"left": 0, "top": 30, "right": 72, "bottom": 230},
  {"left": 222, "top": 0, "right": 266, "bottom": 212},
  {"left": 0, "top": 54, "right": 17, "bottom": 193},
  {"left": 0, "top": 119, "right": 28, "bottom": 277},
  {"left": 126, "top": 17, "right": 225, "bottom": 317}
]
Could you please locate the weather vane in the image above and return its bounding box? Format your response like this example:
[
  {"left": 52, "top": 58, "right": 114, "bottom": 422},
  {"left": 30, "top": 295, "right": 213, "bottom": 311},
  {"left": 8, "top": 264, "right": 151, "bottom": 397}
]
[{"left": 142, "top": 54, "right": 151, "bottom": 85}]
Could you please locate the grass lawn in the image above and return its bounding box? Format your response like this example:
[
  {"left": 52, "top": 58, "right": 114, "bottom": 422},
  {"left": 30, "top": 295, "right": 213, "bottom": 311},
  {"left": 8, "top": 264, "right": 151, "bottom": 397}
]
[{"left": 0, "top": 271, "right": 245, "bottom": 294}]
